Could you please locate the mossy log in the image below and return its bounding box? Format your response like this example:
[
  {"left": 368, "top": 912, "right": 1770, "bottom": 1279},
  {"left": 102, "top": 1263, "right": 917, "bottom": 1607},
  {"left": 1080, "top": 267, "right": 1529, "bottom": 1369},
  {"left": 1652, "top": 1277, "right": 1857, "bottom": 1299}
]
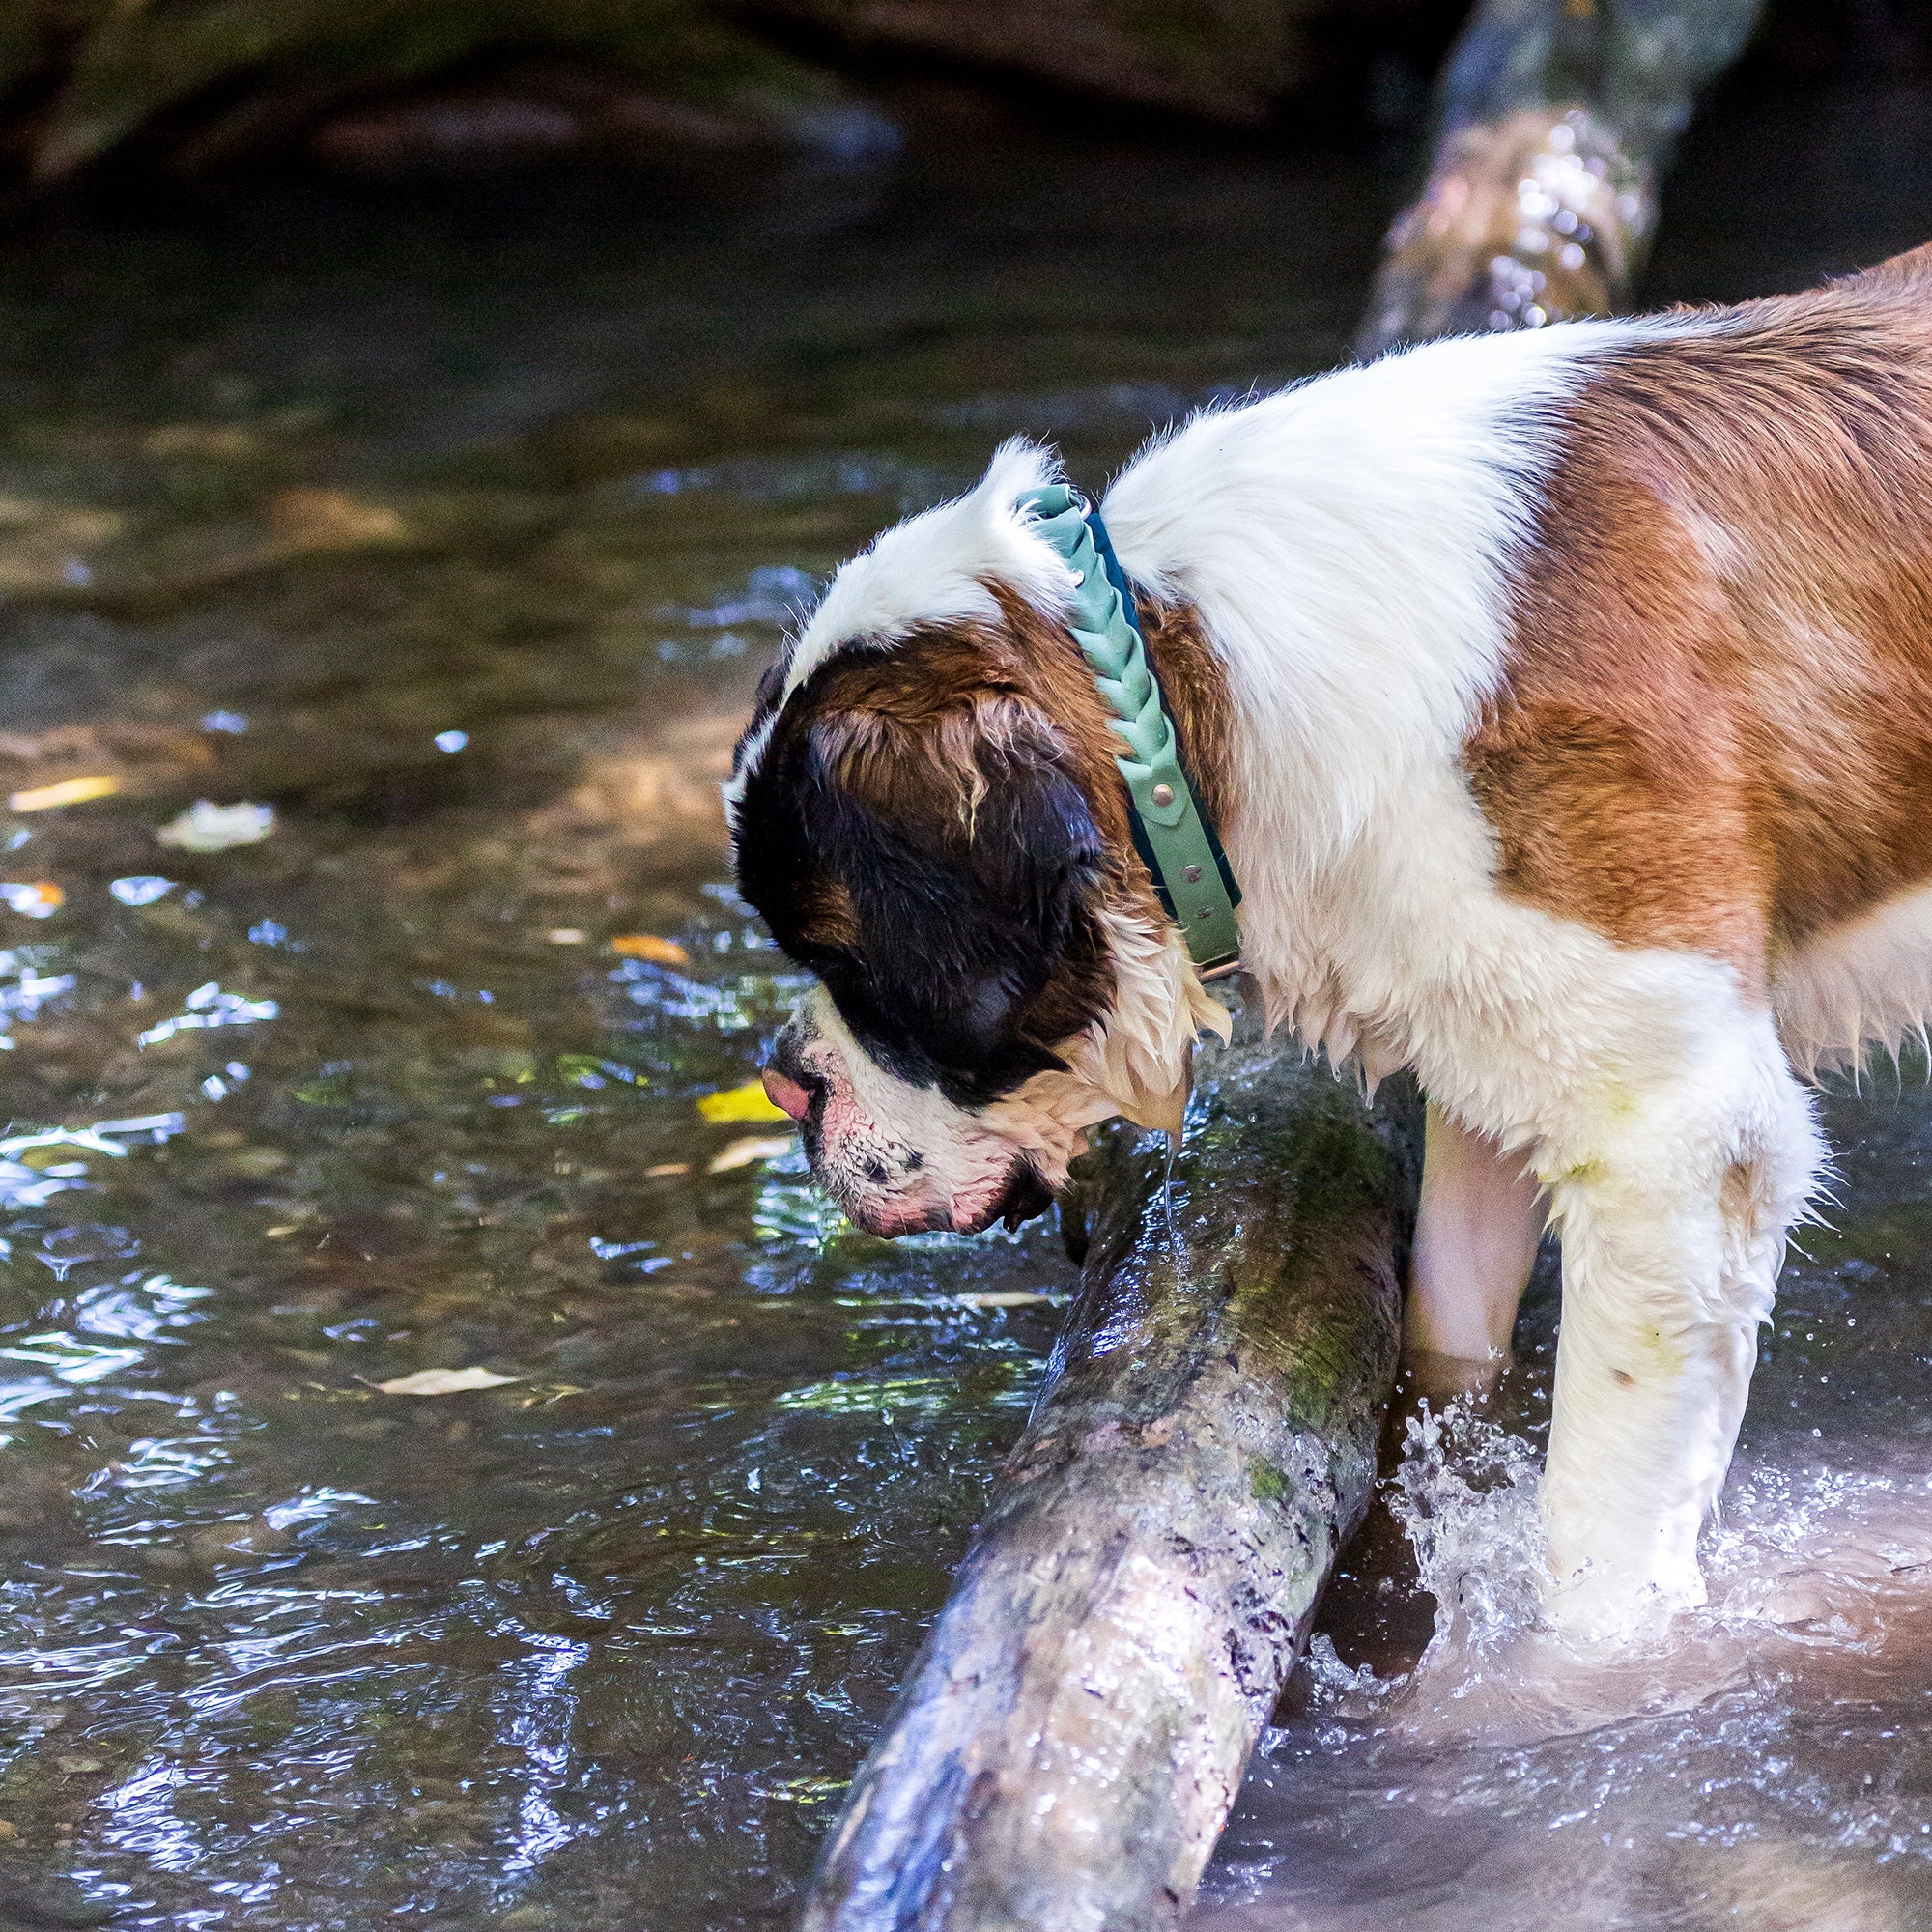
[
  {"left": 797, "top": 1036, "right": 1412, "bottom": 1931},
  {"left": 1357, "top": 0, "right": 1768, "bottom": 355}
]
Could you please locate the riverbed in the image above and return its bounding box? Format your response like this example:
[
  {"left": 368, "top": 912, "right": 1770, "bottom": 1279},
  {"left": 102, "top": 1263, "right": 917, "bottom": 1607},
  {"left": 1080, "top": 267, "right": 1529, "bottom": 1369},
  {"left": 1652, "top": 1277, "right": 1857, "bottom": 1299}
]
[{"left": 0, "top": 71, "right": 1925, "bottom": 1932}]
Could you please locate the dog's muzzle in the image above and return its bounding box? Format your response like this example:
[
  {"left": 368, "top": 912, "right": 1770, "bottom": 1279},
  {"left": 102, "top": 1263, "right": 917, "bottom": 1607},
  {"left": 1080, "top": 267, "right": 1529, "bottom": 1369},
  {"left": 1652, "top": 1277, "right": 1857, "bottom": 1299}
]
[{"left": 758, "top": 1015, "right": 1053, "bottom": 1237}]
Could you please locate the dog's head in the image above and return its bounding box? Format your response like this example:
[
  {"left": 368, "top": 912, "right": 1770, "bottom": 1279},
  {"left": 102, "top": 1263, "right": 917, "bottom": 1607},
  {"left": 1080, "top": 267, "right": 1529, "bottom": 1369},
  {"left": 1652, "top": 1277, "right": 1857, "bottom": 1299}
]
[{"left": 726, "top": 442, "right": 1233, "bottom": 1237}]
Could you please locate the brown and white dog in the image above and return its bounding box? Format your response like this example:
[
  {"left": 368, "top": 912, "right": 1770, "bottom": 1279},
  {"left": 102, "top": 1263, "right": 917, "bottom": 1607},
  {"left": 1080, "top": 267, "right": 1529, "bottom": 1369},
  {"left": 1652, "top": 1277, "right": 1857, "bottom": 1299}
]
[{"left": 727, "top": 243, "right": 1932, "bottom": 1637}]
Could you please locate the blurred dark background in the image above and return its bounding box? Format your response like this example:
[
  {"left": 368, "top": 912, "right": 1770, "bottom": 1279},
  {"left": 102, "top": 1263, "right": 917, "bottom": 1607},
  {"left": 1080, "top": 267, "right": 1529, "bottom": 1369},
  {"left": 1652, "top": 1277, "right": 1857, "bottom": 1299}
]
[{"left": 0, "top": 0, "right": 1925, "bottom": 199}]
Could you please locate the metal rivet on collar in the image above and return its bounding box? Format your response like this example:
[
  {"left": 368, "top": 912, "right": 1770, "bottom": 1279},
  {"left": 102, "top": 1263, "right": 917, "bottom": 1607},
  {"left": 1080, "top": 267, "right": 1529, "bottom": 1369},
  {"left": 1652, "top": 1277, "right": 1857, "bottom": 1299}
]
[
  {"left": 1183, "top": 864, "right": 1202, "bottom": 882},
  {"left": 1150, "top": 782, "right": 1175, "bottom": 808}
]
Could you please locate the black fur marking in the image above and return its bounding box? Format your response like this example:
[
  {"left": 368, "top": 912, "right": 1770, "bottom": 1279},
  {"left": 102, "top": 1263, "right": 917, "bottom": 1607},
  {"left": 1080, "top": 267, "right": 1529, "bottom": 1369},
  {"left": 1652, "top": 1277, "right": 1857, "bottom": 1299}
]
[{"left": 732, "top": 643, "right": 1115, "bottom": 1108}]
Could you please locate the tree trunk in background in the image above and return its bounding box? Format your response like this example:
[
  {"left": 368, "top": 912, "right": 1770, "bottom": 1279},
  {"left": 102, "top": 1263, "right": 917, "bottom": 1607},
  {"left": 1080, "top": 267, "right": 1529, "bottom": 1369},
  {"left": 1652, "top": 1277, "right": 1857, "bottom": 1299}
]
[
  {"left": 1356, "top": 0, "right": 1769, "bottom": 355},
  {"left": 796, "top": 1036, "right": 1412, "bottom": 1932}
]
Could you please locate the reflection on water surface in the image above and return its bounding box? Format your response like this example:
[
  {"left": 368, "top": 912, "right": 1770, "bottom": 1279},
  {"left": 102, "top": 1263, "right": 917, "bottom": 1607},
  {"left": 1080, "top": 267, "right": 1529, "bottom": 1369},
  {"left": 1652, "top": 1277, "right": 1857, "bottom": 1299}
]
[
  {"left": 0, "top": 110, "right": 1377, "bottom": 1931},
  {"left": 0, "top": 71, "right": 1927, "bottom": 1932}
]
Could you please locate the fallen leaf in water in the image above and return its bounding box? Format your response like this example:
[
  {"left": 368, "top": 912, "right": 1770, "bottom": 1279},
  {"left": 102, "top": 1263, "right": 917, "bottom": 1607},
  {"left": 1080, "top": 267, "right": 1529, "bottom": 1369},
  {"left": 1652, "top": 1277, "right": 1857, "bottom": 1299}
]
[
  {"left": 0, "top": 883, "right": 61, "bottom": 918},
  {"left": 156, "top": 800, "right": 274, "bottom": 850},
  {"left": 611, "top": 933, "right": 688, "bottom": 965},
  {"left": 707, "top": 1133, "right": 796, "bottom": 1174},
  {"left": 697, "top": 1078, "right": 789, "bottom": 1124},
  {"left": 142, "top": 423, "right": 258, "bottom": 459},
  {"left": 644, "top": 1161, "right": 690, "bottom": 1177},
  {"left": 8, "top": 775, "right": 120, "bottom": 811},
  {"left": 268, "top": 488, "right": 408, "bottom": 551},
  {"left": 375, "top": 1367, "right": 521, "bottom": 1396}
]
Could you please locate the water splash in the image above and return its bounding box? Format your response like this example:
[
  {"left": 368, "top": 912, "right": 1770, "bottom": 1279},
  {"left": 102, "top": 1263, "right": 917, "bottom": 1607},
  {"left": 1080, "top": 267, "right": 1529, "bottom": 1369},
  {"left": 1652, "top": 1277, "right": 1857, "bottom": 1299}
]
[{"left": 1388, "top": 1401, "right": 1548, "bottom": 1677}]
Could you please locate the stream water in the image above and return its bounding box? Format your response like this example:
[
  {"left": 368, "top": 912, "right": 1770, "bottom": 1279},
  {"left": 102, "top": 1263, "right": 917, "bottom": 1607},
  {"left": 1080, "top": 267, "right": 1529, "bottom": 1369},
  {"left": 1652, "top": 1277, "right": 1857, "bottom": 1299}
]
[{"left": 0, "top": 66, "right": 1924, "bottom": 1932}]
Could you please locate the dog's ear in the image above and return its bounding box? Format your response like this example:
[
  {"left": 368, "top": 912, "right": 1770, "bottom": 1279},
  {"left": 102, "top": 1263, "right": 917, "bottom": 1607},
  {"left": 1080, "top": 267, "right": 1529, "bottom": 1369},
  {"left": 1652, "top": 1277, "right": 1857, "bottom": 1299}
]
[{"left": 795, "top": 696, "right": 1108, "bottom": 1095}]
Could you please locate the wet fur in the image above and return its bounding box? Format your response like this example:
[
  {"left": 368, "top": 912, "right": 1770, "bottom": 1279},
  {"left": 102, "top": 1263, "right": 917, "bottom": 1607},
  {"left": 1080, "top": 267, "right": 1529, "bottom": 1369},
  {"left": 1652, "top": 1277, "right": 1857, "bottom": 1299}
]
[{"left": 730, "top": 245, "right": 1932, "bottom": 1634}]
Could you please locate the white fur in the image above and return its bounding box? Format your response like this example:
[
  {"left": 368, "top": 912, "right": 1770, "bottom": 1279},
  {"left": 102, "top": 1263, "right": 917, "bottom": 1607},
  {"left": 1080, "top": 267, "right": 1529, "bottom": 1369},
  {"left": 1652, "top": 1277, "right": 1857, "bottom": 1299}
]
[
  {"left": 1775, "top": 879, "right": 1932, "bottom": 1079},
  {"left": 1100, "top": 321, "right": 1634, "bottom": 947},
  {"left": 782, "top": 440, "right": 1069, "bottom": 699},
  {"left": 1089, "top": 322, "right": 1833, "bottom": 1634},
  {"left": 722, "top": 440, "right": 1071, "bottom": 833}
]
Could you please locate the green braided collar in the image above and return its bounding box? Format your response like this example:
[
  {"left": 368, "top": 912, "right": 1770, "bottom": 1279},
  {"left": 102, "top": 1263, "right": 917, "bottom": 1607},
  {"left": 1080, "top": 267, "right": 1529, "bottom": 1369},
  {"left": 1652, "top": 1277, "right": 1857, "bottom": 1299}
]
[{"left": 1019, "top": 485, "right": 1242, "bottom": 979}]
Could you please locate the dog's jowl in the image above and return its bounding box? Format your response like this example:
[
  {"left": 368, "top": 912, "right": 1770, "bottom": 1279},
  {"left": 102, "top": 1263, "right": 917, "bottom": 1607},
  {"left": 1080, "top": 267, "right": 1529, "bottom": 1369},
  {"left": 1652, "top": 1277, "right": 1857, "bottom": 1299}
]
[{"left": 729, "top": 244, "right": 1932, "bottom": 1638}]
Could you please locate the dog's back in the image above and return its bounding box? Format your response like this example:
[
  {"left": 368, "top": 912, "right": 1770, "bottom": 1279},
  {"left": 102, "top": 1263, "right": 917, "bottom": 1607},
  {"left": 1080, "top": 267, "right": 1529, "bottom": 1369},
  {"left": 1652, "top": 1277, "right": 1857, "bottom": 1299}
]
[{"left": 1463, "top": 245, "right": 1932, "bottom": 1073}]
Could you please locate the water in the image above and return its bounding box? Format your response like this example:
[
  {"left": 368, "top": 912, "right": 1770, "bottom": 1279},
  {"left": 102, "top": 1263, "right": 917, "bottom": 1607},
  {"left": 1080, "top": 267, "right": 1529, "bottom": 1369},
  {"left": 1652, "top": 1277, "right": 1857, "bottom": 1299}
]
[
  {"left": 0, "top": 67, "right": 1921, "bottom": 1932},
  {"left": 0, "top": 103, "right": 1380, "bottom": 1931}
]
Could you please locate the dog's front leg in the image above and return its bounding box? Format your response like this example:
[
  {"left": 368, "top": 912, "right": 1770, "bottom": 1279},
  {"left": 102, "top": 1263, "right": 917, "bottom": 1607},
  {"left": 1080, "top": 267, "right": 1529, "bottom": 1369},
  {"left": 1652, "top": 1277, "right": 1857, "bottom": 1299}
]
[
  {"left": 1538, "top": 1042, "right": 1821, "bottom": 1638},
  {"left": 1403, "top": 1101, "right": 1546, "bottom": 1404}
]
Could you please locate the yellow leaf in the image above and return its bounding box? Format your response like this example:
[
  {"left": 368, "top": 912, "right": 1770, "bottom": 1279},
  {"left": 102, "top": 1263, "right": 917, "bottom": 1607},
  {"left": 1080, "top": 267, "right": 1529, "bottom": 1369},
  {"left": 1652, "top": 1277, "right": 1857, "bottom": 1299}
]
[
  {"left": 697, "top": 1078, "right": 789, "bottom": 1124},
  {"left": 9, "top": 775, "right": 120, "bottom": 812},
  {"left": 612, "top": 933, "right": 689, "bottom": 966},
  {"left": 707, "top": 1133, "right": 797, "bottom": 1174},
  {"left": 376, "top": 1367, "right": 520, "bottom": 1396}
]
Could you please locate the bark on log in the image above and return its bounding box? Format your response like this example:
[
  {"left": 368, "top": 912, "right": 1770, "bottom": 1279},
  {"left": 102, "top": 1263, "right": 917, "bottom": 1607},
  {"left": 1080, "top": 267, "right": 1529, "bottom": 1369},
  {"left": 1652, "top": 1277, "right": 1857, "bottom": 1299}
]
[
  {"left": 1356, "top": 0, "right": 1768, "bottom": 355},
  {"left": 798, "top": 1034, "right": 1412, "bottom": 1932}
]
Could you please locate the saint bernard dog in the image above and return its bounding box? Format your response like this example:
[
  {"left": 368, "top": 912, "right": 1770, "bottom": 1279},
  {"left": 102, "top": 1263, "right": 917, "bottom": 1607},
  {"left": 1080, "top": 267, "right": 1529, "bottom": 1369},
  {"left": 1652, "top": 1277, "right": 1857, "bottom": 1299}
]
[{"left": 725, "top": 243, "right": 1932, "bottom": 1637}]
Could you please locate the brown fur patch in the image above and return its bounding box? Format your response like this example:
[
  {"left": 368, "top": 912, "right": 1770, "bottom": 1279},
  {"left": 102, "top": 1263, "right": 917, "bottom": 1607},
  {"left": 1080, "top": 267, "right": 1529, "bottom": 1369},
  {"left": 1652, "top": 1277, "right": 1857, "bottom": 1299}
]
[{"left": 1470, "top": 242, "right": 1932, "bottom": 992}]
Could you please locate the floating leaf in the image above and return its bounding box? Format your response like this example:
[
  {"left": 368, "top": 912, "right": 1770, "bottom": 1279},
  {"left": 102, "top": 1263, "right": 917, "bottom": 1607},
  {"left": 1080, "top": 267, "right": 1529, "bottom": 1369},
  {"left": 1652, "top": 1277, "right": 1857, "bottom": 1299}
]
[
  {"left": 267, "top": 488, "right": 408, "bottom": 551},
  {"left": 376, "top": 1367, "right": 520, "bottom": 1397},
  {"left": 156, "top": 801, "right": 274, "bottom": 851},
  {"left": 612, "top": 933, "right": 688, "bottom": 966},
  {"left": 697, "top": 1078, "right": 788, "bottom": 1124},
  {"left": 707, "top": 1133, "right": 796, "bottom": 1174},
  {"left": 9, "top": 775, "right": 119, "bottom": 812}
]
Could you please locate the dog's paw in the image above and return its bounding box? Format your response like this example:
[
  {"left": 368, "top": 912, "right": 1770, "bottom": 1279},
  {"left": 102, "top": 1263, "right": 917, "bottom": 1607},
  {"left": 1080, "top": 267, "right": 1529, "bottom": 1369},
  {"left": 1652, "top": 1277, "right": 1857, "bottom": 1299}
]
[{"left": 1545, "top": 1560, "right": 1706, "bottom": 1646}]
